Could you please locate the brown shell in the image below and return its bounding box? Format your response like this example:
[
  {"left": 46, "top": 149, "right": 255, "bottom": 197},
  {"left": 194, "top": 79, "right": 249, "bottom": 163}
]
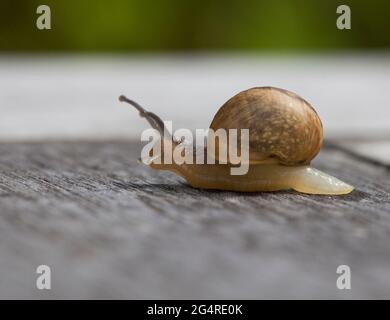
[{"left": 209, "top": 87, "right": 323, "bottom": 166}]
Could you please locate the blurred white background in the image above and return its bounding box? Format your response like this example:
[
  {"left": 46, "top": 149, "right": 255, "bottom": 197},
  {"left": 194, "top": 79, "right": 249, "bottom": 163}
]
[{"left": 1, "top": 53, "right": 390, "bottom": 141}]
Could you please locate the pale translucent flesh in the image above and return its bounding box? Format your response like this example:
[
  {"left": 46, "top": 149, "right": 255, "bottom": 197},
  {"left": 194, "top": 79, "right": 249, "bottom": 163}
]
[
  {"left": 174, "top": 163, "right": 354, "bottom": 195},
  {"left": 284, "top": 166, "right": 354, "bottom": 195}
]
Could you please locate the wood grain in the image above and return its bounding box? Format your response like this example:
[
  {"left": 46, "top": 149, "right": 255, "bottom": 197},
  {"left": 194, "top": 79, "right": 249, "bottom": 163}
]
[{"left": 0, "top": 141, "right": 389, "bottom": 298}]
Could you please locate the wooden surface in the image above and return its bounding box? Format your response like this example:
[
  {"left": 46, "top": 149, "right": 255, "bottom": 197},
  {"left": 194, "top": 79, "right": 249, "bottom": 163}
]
[
  {"left": 1, "top": 55, "right": 389, "bottom": 299},
  {"left": 1, "top": 140, "right": 390, "bottom": 299}
]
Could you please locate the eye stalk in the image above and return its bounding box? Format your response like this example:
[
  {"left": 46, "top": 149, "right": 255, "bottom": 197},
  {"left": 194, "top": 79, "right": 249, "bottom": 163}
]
[{"left": 119, "top": 95, "right": 169, "bottom": 139}]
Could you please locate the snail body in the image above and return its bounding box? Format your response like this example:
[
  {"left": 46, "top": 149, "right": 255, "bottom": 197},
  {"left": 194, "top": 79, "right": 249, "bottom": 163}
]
[{"left": 119, "top": 87, "right": 353, "bottom": 195}]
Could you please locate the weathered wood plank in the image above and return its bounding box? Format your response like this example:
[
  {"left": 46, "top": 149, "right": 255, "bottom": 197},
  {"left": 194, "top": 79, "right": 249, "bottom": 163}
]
[{"left": 0, "top": 141, "right": 389, "bottom": 299}]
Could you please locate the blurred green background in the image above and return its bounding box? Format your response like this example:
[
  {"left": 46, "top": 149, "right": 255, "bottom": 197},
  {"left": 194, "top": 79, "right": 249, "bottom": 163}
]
[{"left": 0, "top": 0, "right": 389, "bottom": 52}]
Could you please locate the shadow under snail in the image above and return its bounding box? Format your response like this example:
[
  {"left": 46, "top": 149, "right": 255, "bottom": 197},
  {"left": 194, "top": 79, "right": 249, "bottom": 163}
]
[{"left": 119, "top": 87, "right": 354, "bottom": 195}]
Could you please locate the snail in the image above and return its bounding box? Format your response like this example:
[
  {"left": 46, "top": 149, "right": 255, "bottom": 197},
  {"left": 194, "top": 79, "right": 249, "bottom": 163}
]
[{"left": 119, "top": 87, "right": 353, "bottom": 195}]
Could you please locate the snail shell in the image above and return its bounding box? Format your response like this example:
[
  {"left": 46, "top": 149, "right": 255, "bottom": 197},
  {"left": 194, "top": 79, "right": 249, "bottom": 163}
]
[{"left": 210, "top": 87, "right": 323, "bottom": 165}]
